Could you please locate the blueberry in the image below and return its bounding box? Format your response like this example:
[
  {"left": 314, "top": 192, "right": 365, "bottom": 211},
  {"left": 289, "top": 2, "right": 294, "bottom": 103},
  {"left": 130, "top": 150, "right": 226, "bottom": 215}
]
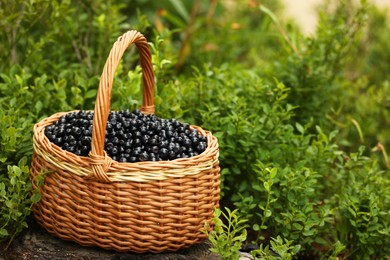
[
  {"left": 67, "top": 146, "right": 75, "bottom": 153},
  {"left": 112, "top": 136, "right": 120, "bottom": 145},
  {"left": 169, "top": 150, "right": 176, "bottom": 160},
  {"left": 139, "top": 125, "right": 147, "bottom": 134},
  {"left": 138, "top": 151, "right": 150, "bottom": 161},
  {"left": 106, "top": 122, "right": 113, "bottom": 131},
  {"left": 151, "top": 146, "right": 159, "bottom": 154},
  {"left": 159, "top": 130, "right": 167, "bottom": 139},
  {"left": 55, "top": 137, "right": 63, "bottom": 145},
  {"left": 123, "top": 120, "right": 130, "bottom": 128},
  {"left": 149, "top": 135, "right": 159, "bottom": 146},
  {"left": 183, "top": 138, "right": 192, "bottom": 147},
  {"left": 81, "top": 136, "right": 91, "bottom": 145},
  {"left": 141, "top": 134, "right": 150, "bottom": 145},
  {"left": 196, "top": 142, "right": 207, "bottom": 153},
  {"left": 133, "top": 138, "right": 141, "bottom": 146},
  {"left": 105, "top": 142, "right": 114, "bottom": 151},
  {"left": 115, "top": 122, "right": 122, "bottom": 130},
  {"left": 132, "top": 147, "right": 142, "bottom": 157},
  {"left": 119, "top": 157, "right": 127, "bottom": 162},
  {"left": 190, "top": 136, "right": 200, "bottom": 146},
  {"left": 81, "top": 145, "right": 90, "bottom": 155},
  {"left": 160, "top": 140, "right": 169, "bottom": 148},
  {"left": 134, "top": 131, "right": 142, "bottom": 138},
  {"left": 111, "top": 146, "right": 118, "bottom": 155},
  {"left": 159, "top": 148, "right": 169, "bottom": 160},
  {"left": 168, "top": 142, "right": 176, "bottom": 151}
]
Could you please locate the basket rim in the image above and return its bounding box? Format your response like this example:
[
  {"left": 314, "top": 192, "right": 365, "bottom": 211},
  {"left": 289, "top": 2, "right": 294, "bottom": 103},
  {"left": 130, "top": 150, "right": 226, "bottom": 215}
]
[{"left": 33, "top": 110, "right": 219, "bottom": 182}]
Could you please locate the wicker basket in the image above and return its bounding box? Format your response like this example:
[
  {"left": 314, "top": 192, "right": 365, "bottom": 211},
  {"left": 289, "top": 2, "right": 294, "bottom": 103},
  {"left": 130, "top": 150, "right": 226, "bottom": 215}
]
[{"left": 30, "top": 30, "right": 220, "bottom": 253}]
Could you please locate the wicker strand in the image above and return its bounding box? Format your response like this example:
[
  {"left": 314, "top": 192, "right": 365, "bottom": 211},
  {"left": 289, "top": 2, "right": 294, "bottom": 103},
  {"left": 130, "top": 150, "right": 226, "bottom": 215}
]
[{"left": 89, "top": 152, "right": 113, "bottom": 182}]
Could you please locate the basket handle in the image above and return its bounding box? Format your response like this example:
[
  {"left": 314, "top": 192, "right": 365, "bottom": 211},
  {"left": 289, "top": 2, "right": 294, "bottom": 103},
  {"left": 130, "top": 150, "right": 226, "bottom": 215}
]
[{"left": 89, "top": 30, "right": 154, "bottom": 182}]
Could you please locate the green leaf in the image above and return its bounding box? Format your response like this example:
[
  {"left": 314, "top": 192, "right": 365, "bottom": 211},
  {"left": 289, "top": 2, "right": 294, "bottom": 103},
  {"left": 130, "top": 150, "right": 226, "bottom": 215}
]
[
  {"left": 296, "top": 122, "right": 304, "bottom": 134},
  {"left": 30, "top": 193, "right": 42, "bottom": 203},
  {"left": 0, "top": 183, "right": 6, "bottom": 197},
  {"left": 0, "top": 73, "right": 11, "bottom": 83},
  {"left": 10, "top": 176, "right": 17, "bottom": 186},
  {"left": 265, "top": 209, "right": 272, "bottom": 218},
  {"left": 263, "top": 181, "right": 273, "bottom": 192},
  {"left": 292, "top": 245, "right": 301, "bottom": 254},
  {"left": 85, "top": 89, "right": 97, "bottom": 99},
  {"left": 302, "top": 229, "right": 315, "bottom": 236},
  {"left": 0, "top": 228, "right": 9, "bottom": 237},
  {"left": 12, "top": 165, "right": 22, "bottom": 176},
  {"left": 349, "top": 219, "right": 356, "bottom": 227},
  {"left": 269, "top": 167, "right": 277, "bottom": 179},
  {"left": 252, "top": 184, "right": 263, "bottom": 191},
  {"left": 292, "top": 223, "right": 303, "bottom": 231},
  {"left": 5, "top": 200, "right": 15, "bottom": 209},
  {"left": 287, "top": 191, "right": 295, "bottom": 202},
  {"left": 35, "top": 100, "right": 43, "bottom": 113}
]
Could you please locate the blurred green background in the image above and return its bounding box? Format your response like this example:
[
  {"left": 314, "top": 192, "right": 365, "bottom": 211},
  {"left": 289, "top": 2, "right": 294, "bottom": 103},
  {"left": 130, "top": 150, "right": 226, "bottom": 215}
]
[{"left": 0, "top": 0, "right": 389, "bottom": 258}]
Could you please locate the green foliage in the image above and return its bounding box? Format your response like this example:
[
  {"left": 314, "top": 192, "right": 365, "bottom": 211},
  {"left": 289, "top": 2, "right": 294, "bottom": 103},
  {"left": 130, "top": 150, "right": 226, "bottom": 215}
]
[
  {"left": 0, "top": 0, "right": 389, "bottom": 258},
  {"left": 205, "top": 207, "right": 248, "bottom": 260},
  {"left": 267, "top": 0, "right": 369, "bottom": 126},
  {"left": 170, "top": 65, "right": 296, "bottom": 196},
  {"left": 251, "top": 236, "right": 301, "bottom": 260},
  {"left": 0, "top": 107, "right": 33, "bottom": 172},
  {"left": 329, "top": 147, "right": 390, "bottom": 258},
  {"left": 0, "top": 157, "right": 42, "bottom": 248},
  {"left": 231, "top": 125, "right": 390, "bottom": 258}
]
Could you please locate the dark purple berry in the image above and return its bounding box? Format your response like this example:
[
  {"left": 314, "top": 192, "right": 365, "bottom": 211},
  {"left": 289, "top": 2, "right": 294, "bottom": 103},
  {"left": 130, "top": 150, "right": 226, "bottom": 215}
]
[
  {"left": 196, "top": 142, "right": 207, "bottom": 153},
  {"left": 55, "top": 137, "right": 63, "bottom": 145},
  {"left": 138, "top": 151, "right": 150, "bottom": 161},
  {"left": 183, "top": 138, "right": 192, "bottom": 147},
  {"left": 111, "top": 146, "right": 118, "bottom": 155},
  {"left": 159, "top": 148, "right": 169, "bottom": 160},
  {"left": 169, "top": 150, "right": 176, "bottom": 160},
  {"left": 151, "top": 146, "right": 159, "bottom": 154}
]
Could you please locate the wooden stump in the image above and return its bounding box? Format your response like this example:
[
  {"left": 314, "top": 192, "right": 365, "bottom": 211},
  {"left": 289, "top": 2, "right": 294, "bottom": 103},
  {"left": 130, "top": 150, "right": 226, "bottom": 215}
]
[{"left": 2, "top": 219, "right": 220, "bottom": 260}]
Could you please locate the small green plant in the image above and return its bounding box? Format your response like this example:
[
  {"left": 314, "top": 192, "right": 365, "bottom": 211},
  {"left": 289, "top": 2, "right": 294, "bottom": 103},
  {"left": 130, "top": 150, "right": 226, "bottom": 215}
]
[
  {"left": 251, "top": 236, "right": 301, "bottom": 260},
  {"left": 0, "top": 158, "right": 42, "bottom": 249},
  {"left": 205, "top": 207, "right": 248, "bottom": 260}
]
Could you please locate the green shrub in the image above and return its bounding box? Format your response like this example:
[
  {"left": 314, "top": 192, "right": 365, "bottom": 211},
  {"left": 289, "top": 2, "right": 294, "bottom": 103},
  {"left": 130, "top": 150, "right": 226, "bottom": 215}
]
[
  {"left": 0, "top": 157, "right": 42, "bottom": 248},
  {"left": 206, "top": 207, "right": 248, "bottom": 260},
  {"left": 0, "top": 0, "right": 389, "bottom": 258}
]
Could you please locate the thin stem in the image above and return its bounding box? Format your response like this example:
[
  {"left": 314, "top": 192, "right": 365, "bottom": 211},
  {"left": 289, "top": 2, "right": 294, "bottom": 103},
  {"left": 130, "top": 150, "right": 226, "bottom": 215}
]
[{"left": 257, "top": 187, "right": 271, "bottom": 242}]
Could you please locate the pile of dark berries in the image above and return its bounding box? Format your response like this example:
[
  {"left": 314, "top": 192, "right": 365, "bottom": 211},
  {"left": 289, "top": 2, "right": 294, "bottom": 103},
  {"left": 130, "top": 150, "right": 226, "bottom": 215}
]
[{"left": 44, "top": 109, "right": 208, "bottom": 162}]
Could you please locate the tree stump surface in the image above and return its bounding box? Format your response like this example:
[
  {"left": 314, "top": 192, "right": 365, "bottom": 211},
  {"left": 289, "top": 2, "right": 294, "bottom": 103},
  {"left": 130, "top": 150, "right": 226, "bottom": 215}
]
[{"left": 2, "top": 219, "right": 220, "bottom": 260}]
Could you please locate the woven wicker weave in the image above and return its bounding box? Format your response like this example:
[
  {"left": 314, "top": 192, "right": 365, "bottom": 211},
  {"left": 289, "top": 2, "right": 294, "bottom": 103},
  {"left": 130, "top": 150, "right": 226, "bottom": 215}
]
[{"left": 30, "top": 30, "right": 220, "bottom": 253}]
